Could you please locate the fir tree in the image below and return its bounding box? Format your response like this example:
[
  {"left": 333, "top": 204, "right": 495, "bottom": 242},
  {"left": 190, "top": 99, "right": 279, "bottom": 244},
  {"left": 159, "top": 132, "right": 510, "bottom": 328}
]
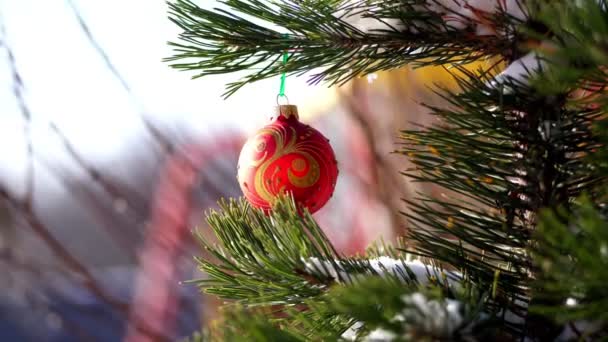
[{"left": 167, "top": 0, "right": 608, "bottom": 340}]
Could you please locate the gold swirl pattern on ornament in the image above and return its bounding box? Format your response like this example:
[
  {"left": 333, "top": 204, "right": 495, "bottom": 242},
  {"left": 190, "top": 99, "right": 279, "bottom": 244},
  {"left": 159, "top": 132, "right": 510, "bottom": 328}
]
[
  {"left": 287, "top": 154, "right": 320, "bottom": 188},
  {"left": 298, "top": 136, "right": 331, "bottom": 186},
  {"left": 252, "top": 125, "right": 291, "bottom": 203},
  {"left": 287, "top": 152, "right": 320, "bottom": 188},
  {"left": 251, "top": 126, "right": 321, "bottom": 204}
]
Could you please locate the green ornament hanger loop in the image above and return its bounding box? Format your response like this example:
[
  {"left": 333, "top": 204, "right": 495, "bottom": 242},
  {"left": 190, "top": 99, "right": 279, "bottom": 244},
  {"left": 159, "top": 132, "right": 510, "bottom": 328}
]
[{"left": 277, "top": 34, "right": 289, "bottom": 104}]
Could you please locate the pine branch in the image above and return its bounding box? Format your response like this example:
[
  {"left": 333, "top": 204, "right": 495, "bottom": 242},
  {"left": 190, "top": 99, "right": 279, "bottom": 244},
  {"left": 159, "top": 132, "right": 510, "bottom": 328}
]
[
  {"left": 166, "top": 0, "right": 524, "bottom": 97},
  {"left": 192, "top": 276, "right": 498, "bottom": 341},
  {"left": 531, "top": 196, "right": 608, "bottom": 339},
  {"left": 191, "top": 196, "right": 527, "bottom": 340},
  {"left": 192, "top": 196, "right": 429, "bottom": 305},
  {"left": 396, "top": 62, "right": 605, "bottom": 337},
  {"left": 334, "top": 278, "right": 491, "bottom": 341},
  {"left": 176, "top": 0, "right": 608, "bottom": 339},
  {"left": 303, "top": 256, "right": 451, "bottom": 286},
  {"left": 529, "top": 0, "right": 608, "bottom": 97}
]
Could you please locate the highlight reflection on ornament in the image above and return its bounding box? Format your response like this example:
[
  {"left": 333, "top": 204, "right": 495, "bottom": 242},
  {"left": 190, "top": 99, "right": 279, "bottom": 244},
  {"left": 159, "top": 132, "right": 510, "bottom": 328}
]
[{"left": 237, "top": 105, "right": 338, "bottom": 213}]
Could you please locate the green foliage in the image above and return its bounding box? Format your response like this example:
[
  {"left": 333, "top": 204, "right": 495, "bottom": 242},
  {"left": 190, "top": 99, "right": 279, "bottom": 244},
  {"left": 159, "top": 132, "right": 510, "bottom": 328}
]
[
  {"left": 193, "top": 196, "right": 421, "bottom": 305},
  {"left": 531, "top": 196, "right": 608, "bottom": 337},
  {"left": 191, "top": 196, "right": 508, "bottom": 340},
  {"left": 166, "top": 0, "right": 608, "bottom": 340},
  {"left": 183, "top": 307, "right": 312, "bottom": 342},
  {"left": 394, "top": 2, "right": 608, "bottom": 333},
  {"left": 195, "top": 196, "right": 337, "bottom": 303},
  {"left": 166, "top": 0, "right": 520, "bottom": 97},
  {"left": 594, "top": 121, "right": 608, "bottom": 177},
  {"left": 192, "top": 276, "right": 495, "bottom": 341},
  {"left": 397, "top": 64, "right": 604, "bottom": 332},
  {"left": 528, "top": 0, "right": 608, "bottom": 95},
  {"left": 324, "top": 277, "right": 490, "bottom": 341},
  {"left": 213, "top": 307, "right": 308, "bottom": 342}
]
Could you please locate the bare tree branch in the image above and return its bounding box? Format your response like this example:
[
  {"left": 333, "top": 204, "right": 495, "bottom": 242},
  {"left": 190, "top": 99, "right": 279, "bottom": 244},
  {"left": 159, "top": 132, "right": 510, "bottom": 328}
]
[{"left": 0, "top": 12, "right": 35, "bottom": 204}]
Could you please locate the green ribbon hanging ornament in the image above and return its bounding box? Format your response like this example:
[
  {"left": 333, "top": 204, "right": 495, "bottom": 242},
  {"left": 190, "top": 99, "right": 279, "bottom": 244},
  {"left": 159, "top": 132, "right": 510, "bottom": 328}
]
[{"left": 236, "top": 35, "right": 339, "bottom": 214}]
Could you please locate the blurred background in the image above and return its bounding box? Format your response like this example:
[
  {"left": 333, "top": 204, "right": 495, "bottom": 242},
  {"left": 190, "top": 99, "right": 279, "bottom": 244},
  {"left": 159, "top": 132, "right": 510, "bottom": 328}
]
[{"left": 0, "top": 0, "right": 471, "bottom": 340}]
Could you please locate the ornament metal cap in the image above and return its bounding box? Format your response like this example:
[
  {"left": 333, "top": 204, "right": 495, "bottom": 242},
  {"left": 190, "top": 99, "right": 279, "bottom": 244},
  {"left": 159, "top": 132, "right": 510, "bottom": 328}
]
[{"left": 276, "top": 104, "right": 299, "bottom": 120}]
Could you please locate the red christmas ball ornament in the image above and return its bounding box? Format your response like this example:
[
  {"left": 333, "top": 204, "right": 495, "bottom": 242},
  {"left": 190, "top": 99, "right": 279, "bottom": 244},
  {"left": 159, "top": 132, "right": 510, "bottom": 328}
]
[{"left": 237, "top": 105, "right": 338, "bottom": 213}]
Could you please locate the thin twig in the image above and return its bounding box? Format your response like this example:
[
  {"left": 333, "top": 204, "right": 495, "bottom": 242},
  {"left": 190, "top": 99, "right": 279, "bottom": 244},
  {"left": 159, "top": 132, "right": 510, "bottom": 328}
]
[
  {"left": 0, "top": 13, "right": 35, "bottom": 205},
  {"left": 66, "top": 0, "right": 176, "bottom": 155},
  {"left": 0, "top": 186, "right": 171, "bottom": 342}
]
